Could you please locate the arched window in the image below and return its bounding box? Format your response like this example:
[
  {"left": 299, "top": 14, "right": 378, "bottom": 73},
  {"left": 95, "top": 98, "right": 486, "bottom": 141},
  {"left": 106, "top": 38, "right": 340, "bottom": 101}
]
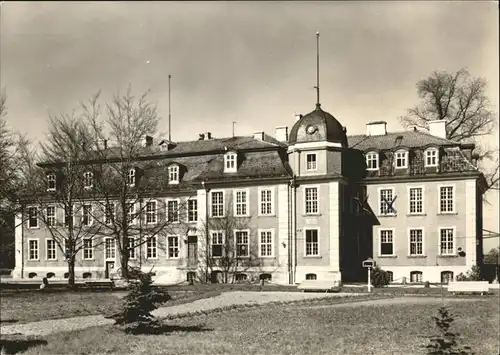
[
  {"left": 259, "top": 273, "right": 272, "bottom": 281},
  {"left": 410, "top": 271, "right": 423, "bottom": 283},
  {"left": 83, "top": 171, "right": 93, "bottom": 189},
  {"left": 47, "top": 173, "right": 56, "bottom": 191},
  {"left": 168, "top": 164, "right": 179, "bottom": 184},
  {"left": 64, "top": 272, "right": 69, "bottom": 279},
  {"left": 235, "top": 273, "right": 248, "bottom": 282},
  {"left": 46, "top": 272, "right": 55, "bottom": 279},
  {"left": 386, "top": 271, "right": 394, "bottom": 282},
  {"left": 28, "top": 272, "right": 37, "bottom": 279},
  {"left": 127, "top": 168, "right": 136, "bottom": 186},
  {"left": 441, "top": 271, "right": 454, "bottom": 284},
  {"left": 305, "top": 273, "right": 317, "bottom": 280},
  {"left": 224, "top": 152, "right": 237, "bottom": 173},
  {"left": 83, "top": 272, "right": 92, "bottom": 279}
]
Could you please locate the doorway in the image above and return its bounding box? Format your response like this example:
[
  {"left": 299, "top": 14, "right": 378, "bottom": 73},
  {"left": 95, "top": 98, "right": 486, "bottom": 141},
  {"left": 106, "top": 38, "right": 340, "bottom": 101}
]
[
  {"left": 187, "top": 235, "right": 198, "bottom": 267},
  {"left": 105, "top": 261, "right": 115, "bottom": 279}
]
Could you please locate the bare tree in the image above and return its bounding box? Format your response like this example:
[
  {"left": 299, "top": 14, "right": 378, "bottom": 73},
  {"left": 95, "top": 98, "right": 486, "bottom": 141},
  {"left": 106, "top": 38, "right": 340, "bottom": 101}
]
[
  {"left": 78, "top": 87, "right": 188, "bottom": 280},
  {"left": 399, "top": 68, "right": 499, "bottom": 190},
  {"left": 197, "top": 204, "right": 266, "bottom": 284}
]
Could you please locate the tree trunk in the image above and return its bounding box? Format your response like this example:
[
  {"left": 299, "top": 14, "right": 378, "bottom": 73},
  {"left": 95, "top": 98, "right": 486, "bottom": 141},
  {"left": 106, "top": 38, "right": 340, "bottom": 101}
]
[
  {"left": 120, "top": 251, "right": 129, "bottom": 279},
  {"left": 68, "top": 256, "right": 76, "bottom": 289}
]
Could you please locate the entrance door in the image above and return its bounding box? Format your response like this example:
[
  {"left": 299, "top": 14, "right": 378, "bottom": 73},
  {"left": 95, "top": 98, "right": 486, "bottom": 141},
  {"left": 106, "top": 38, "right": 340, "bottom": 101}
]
[
  {"left": 105, "top": 261, "right": 115, "bottom": 279},
  {"left": 187, "top": 235, "right": 198, "bottom": 267}
]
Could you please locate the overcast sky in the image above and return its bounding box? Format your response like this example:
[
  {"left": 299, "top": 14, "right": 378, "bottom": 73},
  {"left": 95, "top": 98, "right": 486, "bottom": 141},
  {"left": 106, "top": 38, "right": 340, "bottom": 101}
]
[{"left": 1, "top": 1, "right": 498, "bottom": 245}]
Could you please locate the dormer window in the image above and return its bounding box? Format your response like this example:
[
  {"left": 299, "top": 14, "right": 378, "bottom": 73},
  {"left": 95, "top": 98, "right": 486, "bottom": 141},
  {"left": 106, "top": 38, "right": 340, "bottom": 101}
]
[
  {"left": 366, "top": 152, "right": 379, "bottom": 170},
  {"left": 168, "top": 164, "right": 179, "bottom": 184},
  {"left": 83, "top": 171, "right": 93, "bottom": 189},
  {"left": 47, "top": 173, "right": 56, "bottom": 191},
  {"left": 127, "top": 168, "right": 136, "bottom": 187},
  {"left": 224, "top": 152, "right": 237, "bottom": 173},
  {"left": 395, "top": 150, "right": 408, "bottom": 169},
  {"left": 425, "top": 148, "right": 439, "bottom": 167}
]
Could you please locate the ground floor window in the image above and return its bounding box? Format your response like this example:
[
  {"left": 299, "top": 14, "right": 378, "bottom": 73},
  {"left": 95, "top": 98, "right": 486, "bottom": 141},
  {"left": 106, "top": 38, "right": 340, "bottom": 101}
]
[
  {"left": 305, "top": 273, "right": 317, "bottom": 280},
  {"left": 386, "top": 271, "right": 394, "bottom": 282},
  {"left": 410, "top": 271, "right": 423, "bottom": 283},
  {"left": 441, "top": 271, "right": 454, "bottom": 284},
  {"left": 259, "top": 273, "right": 272, "bottom": 281},
  {"left": 235, "top": 273, "right": 248, "bottom": 282}
]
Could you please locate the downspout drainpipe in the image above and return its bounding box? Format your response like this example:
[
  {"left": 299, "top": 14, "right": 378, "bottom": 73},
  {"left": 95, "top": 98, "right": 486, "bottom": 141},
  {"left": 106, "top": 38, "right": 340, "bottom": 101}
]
[
  {"left": 202, "top": 180, "right": 210, "bottom": 283},
  {"left": 288, "top": 180, "right": 292, "bottom": 284},
  {"left": 293, "top": 174, "right": 297, "bottom": 284}
]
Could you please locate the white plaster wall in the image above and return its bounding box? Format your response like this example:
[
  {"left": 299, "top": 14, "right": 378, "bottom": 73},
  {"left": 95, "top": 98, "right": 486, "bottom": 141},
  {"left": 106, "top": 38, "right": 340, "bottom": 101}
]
[
  {"left": 385, "top": 265, "right": 470, "bottom": 283},
  {"left": 12, "top": 212, "right": 24, "bottom": 279},
  {"left": 328, "top": 181, "right": 340, "bottom": 272},
  {"left": 465, "top": 179, "right": 477, "bottom": 267},
  {"left": 277, "top": 184, "right": 289, "bottom": 273}
]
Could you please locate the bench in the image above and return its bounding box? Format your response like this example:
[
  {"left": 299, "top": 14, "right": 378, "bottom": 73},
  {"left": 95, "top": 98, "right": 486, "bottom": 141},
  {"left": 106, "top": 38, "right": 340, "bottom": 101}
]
[
  {"left": 297, "top": 280, "right": 341, "bottom": 293},
  {"left": 85, "top": 280, "right": 115, "bottom": 290},
  {"left": 447, "top": 281, "right": 490, "bottom": 295}
]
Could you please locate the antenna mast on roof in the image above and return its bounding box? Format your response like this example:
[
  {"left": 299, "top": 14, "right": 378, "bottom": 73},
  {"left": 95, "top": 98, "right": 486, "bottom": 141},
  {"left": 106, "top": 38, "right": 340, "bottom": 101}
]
[
  {"left": 314, "top": 31, "right": 320, "bottom": 108},
  {"left": 168, "top": 74, "right": 172, "bottom": 142},
  {"left": 232, "top": 121, "right": 237, "bottom": 137}
]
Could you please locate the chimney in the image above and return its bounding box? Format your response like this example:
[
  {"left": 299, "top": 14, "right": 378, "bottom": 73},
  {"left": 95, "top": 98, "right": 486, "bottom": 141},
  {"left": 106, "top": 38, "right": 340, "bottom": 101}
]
[
  {"left": 428, "top": 120, "right": 447, "bottom": 139},
  {"left": 145, "top": 135, "right": 153, "bottom": 147},
  {"left": 205, "top": 132, "right": 212, "bottom": 140},
  {"left": 275, "top": 126, "right": 288, "bottom": 142},
  {"left": 199, "top": 132, "right": 212, "bottom": 140},
  {"left": 366, "top": 121, "right": 387, "bottom": 136},
  {"left": 295, "top": 113, "right": 303, "bottom": 121},
  {"left": 253, "top": 131, "right": 265, "bottom": 140}
]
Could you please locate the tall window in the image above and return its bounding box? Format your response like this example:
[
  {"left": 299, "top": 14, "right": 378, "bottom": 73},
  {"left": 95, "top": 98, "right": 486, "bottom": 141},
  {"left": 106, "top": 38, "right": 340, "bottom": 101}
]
[
  {"left": 127, "top": 203, "right": 136, "bottom": 225},
  {"left": 395, "top": 150, "right": 408, "bottom": 168},
  {"left": 83, "top": 171, "right": 93, "bottom": 189},
  {"left": 211, "top": 231, "right": 224, "bottom": 258},
  {"left": 28, "top": 239, "right": 39, "bottom": 260},
  {"left": 409, "top": 229, "right": 423, "bottom": 256},
  {"left": 47, "top": 173, "right": 56, "bottom": 191},
  {"left": 211, "top": 191, "right": 224, "bottom": 217},
  {"left": 82, "top": 204, "right": 92, "bottom": 226},
  {"left": 146, "top": 236, "right": 158, "bottom": 259},
  {"left": 305, "top": 229, "right": 319, "bottom": 256},
  {"left": 379, "top": 188, "right": 396, "bottom": 216},
  {"left": 188, "top": 199, "right": 198, "bottom": 222},
  {"left": 409, "top": 187, "right": 423, "bottom": 214},
  {"left": 235, "top": 190, "right": 248, "bottom": 216},
  {"left": 366, "top": 152, "right": 378, "bottom": 170},
  {"left": 28, "top": 207, "right": 38, "bottom": 228},
  {"left": 146, "top": 201, "right": 157, "bottom": 224},
  {"left": 83, "top": 238, "right": 93, "bottom": 260},
  {"left": 168, "top": 165, "right": 179, "bottom": 184},
  {"left": 127, "top": 168, "right": 136, "bottom": 186},
  {"left": 425, "top": 149, "right": 438, "bottom": 167},
  {"left": 259, "top": 188, "right": 273, "bottom": 215},
  {"left": 104, "top": 238, "right": 116, "bottom": 259},
  {"left": 440, "top": 228, "right": 454, "bottom": 255},
  {"left": 46, "top": 206, "right": 56, "bottom": 227},
  {"left": 105, "top": 203, "right": 115, "bottom": 224},
  {"left": 305, "top": 187, "right": 318, "bottom": 214},
  {"left": 439, "top": 186, "right": 454, "bottom": 213},
  {"left": 64, "top": 205, "right": 73, "bottom": 227},
  {"left": 168, "top": 236, "right": 179, "bottom": 259},
  {"left": 127, "top": 237, "right": 137, "bottom": 260},
  {"left": 235, "top": 231, "right": 249, "bottom": 257},
  {"left": 46, "top": 239, "right": 56, "bottom": 260},
  {"left": 380, "top": 230, "right": 394, "bottom": 256},
  {"left": 167, "top": 200, "right": 179, "bottom": 222},
  {"left": 259, "top": 230, "right": 273, "bottom": 257},
  {"left": 306, "top": 153, "right": 317, "bottom": 171},
  {"left": 224, "top": 152, "right": 237, "bottom": 173}
]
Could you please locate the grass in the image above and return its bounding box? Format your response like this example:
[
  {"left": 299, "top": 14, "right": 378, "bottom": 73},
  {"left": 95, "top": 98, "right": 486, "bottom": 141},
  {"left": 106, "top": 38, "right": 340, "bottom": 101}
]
[
  {"left": 3, "top": 296, "right": 498, "bottom": 355},
  {"left": 0, "top": 289, "right": 221, "bottom": 324}
]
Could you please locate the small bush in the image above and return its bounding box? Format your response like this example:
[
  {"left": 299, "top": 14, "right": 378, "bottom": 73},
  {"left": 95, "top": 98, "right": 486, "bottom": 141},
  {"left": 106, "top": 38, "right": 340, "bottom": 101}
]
[
  {"left": 371, "top": 267, "right": 390, "bottom": 288},
  {"left": 110, "top": 271, "right": 171, "bottom": 334},
  {"left": 424, "top": 306, "right": 473, "bottom": 354},
  {"left": 456, "top": 266, "right": 482, "bottom": 282}
]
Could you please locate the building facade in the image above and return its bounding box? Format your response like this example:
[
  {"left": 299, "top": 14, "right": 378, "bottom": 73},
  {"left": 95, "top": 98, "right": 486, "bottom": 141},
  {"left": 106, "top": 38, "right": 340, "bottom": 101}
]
[{"left": 12, "top": 103, "right": 486, "bottom": 284}]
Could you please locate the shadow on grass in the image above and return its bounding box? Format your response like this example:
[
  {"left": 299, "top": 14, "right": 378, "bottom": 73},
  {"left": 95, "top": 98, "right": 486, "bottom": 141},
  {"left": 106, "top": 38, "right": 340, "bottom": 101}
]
[
  {"left": 0, "top": 319, "right": 18, "bottom": 324},
  {"left": 122, "top": 323, "right": 213, "bottom": 335},
  {"left": 0, "top": 338, "right": 48, "bottom": 354}
]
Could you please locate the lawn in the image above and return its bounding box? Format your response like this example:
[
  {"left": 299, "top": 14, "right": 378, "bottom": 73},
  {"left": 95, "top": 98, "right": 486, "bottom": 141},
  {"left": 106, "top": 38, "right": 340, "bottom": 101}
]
[
  {"left": 0, "top": 289, "right": 221, "bottom": 324},
  {"left": 5, "top": 296, "right": 499, "bottom": 355}
]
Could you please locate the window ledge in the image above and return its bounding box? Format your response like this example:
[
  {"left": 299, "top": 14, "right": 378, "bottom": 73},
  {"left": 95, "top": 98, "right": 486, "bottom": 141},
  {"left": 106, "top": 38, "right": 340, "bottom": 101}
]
[
  {"left": 82, "top": 259, "right": 95, "bottom": 261},
  {"left": 303, "top": 255, "right": 322, "bottom": 259},
  {"left": 438, "top": 255, "right": 458, "bottom": 258},
  {"left": 407, "top": 213, "right": 427, "bottom": 217},
  {"left": 303, "top": 214, "right": 322, "bottom": 217},
  {"left": 258, "top": 214, "right": 276, "bottom": 217},
  {"left": 437, "top": 212, "right": 458, "bottom": 216},
  {"left": 377, "top": 214, "right": 397, "bottom": 218},
  {"left": 407, "top": 255, "right": 427, "bottom": 259},
  {"left": 259, "top": 256, "right": 276, "bottom": 259},
  {"left": 378, "top": 255, "right": 397, "bottom": 258}
]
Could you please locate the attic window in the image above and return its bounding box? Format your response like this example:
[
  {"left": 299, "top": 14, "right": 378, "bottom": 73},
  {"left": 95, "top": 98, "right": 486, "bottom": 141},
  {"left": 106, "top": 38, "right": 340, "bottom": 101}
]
[
  {"left": 395, "top": 150, "right": 408, "bottom": 169},
  {"left": 168, "top": 165, "right": 179, "bottom": 184},
  {"left": 47, "top": 173, "right": 56, "bottom": 191},
  {"left": 83, "top": 171, "right": 93, "bottom": 189},
  {"left": 127, "top": 168, "right": 136, "bottom": 187},
  {"left": 366, "top": 152, "right": 379, "bottom": 170},
  {"left": 425, "top": 148, "right": 439, "bottom": 167},
  {"left": 224, "top": 152, "right": 237, "bottom": 173}
]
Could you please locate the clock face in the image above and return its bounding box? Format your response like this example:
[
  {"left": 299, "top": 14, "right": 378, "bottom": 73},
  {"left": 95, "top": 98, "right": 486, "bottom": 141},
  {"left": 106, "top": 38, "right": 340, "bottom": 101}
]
[{"left": 306, "top": 125, "right": 317, "bottom": 134}]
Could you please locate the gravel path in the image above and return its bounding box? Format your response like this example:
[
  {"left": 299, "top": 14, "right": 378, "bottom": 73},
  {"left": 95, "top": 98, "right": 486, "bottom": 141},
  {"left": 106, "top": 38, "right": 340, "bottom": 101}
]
[{"left": 0, "top": 291, "right": 358, "bottom": 337}]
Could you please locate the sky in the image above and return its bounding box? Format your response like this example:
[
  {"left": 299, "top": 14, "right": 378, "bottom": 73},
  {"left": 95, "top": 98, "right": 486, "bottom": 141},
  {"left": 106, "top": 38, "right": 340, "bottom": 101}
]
[{"left": 1, "top": 1, "right": 499, "bottom": 248}]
